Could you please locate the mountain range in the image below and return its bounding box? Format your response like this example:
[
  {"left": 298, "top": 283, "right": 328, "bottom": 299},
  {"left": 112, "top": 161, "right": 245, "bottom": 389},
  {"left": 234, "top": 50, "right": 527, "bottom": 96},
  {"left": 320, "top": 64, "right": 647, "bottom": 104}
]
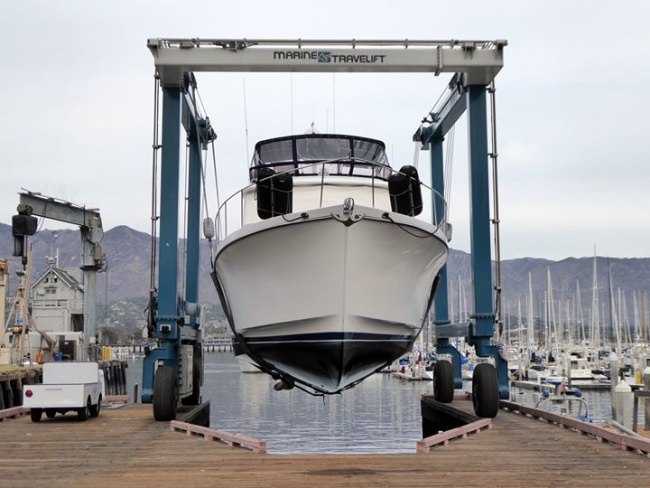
[{"left": 2, "top": 222, "right": 650, "bottom": 325}]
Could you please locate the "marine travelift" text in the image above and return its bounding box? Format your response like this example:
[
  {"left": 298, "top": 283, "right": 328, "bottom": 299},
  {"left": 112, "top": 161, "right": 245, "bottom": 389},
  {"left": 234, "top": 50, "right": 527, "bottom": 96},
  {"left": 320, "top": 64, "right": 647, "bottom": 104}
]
[{"left": 273, "top": 51, "right": 387, "bottom": 64}]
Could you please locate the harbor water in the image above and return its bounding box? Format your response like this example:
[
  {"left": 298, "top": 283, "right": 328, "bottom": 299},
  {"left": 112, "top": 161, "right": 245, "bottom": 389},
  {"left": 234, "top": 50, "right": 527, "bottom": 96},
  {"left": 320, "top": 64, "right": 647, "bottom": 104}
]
[
  {"left": 126, "top": 351, "right": 434, "bottom": 454},
  {"left": 125, "top": 351, "right": 646, "bottom": 454}
]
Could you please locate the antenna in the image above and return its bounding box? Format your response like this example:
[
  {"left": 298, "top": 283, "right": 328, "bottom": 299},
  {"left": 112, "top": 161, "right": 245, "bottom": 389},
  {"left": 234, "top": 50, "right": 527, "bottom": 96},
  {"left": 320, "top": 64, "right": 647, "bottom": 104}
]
[
  {"left": 332, "top": 73, "right": 336, "bottom": 132},
  {"left": 242, "top": 79, "right": 250, "bottom": 162},
  {"left": 290, "top": 73, "right": 294, "bottom": 134},
  {"left": 47, "top": 231, "right": 58, "bottom": 267}
]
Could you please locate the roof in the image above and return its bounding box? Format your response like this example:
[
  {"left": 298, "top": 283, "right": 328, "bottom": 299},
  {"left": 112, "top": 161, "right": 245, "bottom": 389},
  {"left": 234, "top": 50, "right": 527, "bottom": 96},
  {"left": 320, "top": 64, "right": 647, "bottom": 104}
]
[{"left": 31, "top": 267, "right": 84, "bottom": 293}]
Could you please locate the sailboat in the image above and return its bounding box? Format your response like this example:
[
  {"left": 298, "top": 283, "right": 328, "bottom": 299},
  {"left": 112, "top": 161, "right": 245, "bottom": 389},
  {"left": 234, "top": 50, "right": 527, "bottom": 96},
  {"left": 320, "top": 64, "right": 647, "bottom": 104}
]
[{"left": 211, "top": 133, "right": 448, "bottom": 394}]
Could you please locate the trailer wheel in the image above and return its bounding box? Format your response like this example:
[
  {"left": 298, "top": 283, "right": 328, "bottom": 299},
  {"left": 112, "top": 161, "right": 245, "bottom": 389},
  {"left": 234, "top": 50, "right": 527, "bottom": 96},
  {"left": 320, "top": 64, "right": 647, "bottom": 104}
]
[
  {"left": 472, "top": 363, "right": 499, "bottom": 418},
  {"left": 45, "top": 409, "right": 56, "bottom": 419},
  {"left": 153, "top": 366, "right": 178, "bottom": 421},
  {"left": 30, "top": 409, "right": 43, "bottom": 422},
  {"left": 90, "top": 395, "right": 102, "bottom": 418},
  {"left": 78, "top": 398, "right": 91, "bottom": 420},
  {"left": 433, "top": 360, "right": 454, "bottom": 403}
]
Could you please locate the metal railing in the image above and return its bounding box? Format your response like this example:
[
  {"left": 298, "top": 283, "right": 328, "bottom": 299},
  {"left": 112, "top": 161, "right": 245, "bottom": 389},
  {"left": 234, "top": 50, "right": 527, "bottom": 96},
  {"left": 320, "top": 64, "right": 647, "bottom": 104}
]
[
  {"left": 150, "top": 38, "right": 507, "bottom": 51},
  {"left": 214, "top": 158, "right": 447, "bottom": 244}
]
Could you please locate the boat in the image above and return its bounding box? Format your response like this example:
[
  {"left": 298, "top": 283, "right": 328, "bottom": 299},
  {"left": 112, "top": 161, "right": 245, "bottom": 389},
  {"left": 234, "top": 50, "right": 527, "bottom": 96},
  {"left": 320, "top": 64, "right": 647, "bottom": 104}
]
[
  {"left": 391, "top": 351, "right": 433, "bottom": 381},
  {"left": 211, "top": 133, "right": 448, "bottom": 394}
]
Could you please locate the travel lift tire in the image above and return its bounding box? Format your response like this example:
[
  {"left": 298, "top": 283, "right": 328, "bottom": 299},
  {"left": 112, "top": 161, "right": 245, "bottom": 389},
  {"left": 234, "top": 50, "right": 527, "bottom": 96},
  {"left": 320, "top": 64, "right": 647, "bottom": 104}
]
[
  {"left": 433, "top": 360, "right": 454, "bottom": 403},
  {"left": 472, "top": 362, "right": 499, "bottom": 418},
  {"left": 153, "top": 366, "right": 178, "bottom": 421}
]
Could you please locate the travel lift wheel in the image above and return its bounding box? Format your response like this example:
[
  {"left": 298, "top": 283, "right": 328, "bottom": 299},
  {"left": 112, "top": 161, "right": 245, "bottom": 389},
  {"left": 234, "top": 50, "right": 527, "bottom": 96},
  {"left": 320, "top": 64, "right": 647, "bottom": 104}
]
[
  {"left": 153, "top": 366, "right": 178, "bottom": 421},
  {"left": 433, "top": 360, "right": 454, "bottom": 403},
  {"left": 472, "top": 362, "right": 499, "bottom": 418}
]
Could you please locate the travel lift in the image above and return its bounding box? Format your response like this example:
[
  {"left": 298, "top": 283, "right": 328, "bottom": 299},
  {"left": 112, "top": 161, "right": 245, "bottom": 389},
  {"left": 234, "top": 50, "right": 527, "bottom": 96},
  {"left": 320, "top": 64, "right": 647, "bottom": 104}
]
[{"left": 144, "top": 38, "right": 509, "bottom": 420}]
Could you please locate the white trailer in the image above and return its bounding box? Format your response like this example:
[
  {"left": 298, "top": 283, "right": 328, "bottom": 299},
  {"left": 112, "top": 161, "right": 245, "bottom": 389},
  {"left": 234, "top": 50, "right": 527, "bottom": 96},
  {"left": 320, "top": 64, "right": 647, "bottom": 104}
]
[{"left": 23, "top": 362, "right": 105, "bottom": 422}]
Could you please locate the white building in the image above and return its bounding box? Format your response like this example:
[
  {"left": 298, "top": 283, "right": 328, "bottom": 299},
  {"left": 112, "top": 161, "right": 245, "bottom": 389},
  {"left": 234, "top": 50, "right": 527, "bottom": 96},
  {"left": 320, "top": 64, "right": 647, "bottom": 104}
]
[{"left": 31, "top": 267, "right": 84, "bottom": 333}]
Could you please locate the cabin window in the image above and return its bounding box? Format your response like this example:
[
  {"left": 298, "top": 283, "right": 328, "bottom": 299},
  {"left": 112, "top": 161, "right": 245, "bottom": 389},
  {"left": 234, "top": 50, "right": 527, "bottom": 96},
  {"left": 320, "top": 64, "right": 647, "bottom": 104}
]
[
  {"left": 352, "top": 139, "right": 388, "bottom": 165},
  {"left": 297, "top": 137, "right": 350, "bottom": 162},
  {"left": 258, "top": 139, "right": 293, "bottom": 164},
  {"left": 45, "top": 287, "right": 56, "bottom": 295}
]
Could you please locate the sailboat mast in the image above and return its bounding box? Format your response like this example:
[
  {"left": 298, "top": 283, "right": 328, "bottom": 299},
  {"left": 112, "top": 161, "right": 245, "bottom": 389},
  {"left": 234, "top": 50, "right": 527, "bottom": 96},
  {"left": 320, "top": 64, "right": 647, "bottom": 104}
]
[
  {"left": 528, "top": 272, "right": 535, "bottom": 349},
  {"left": 576, "top": 279, "right": 586, "bottom": 344},
  {"left": 591, "top": 249, "right": 600, "bottom": 349},
  {"left": 608, "top": 261, "right": 621, "bottom": 354}
]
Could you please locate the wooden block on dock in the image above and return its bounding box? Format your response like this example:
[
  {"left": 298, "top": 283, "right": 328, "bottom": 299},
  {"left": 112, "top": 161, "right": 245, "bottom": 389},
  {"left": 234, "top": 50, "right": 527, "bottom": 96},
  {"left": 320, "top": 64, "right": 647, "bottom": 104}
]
[
  {"left": 169, "top": 420, "right": 267, "bottom": 454},
  {"left": 0, "top": 406, "right": 28, "bottom": 421}
]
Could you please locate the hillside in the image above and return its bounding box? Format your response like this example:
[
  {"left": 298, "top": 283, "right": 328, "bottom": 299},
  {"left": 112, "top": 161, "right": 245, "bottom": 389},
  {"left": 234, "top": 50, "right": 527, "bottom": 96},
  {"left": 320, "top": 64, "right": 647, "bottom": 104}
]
[
  {"left": 1, "top": 223, "right": 219, "bottom": 304},
  {"left": 2, "top": 222, "right": 650, "bottom": 326}
]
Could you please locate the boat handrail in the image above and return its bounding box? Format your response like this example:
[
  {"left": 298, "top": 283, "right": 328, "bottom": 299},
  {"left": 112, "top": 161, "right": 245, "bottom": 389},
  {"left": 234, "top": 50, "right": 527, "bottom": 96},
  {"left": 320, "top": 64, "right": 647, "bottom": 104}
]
[{"left": 214, "top": 158, "right": 447, "bottom": 243}]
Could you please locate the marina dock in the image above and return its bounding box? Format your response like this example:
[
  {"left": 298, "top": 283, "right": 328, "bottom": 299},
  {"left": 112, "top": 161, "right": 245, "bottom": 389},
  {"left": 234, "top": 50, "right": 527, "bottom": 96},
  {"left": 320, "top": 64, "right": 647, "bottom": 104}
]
[{"left": 2, "top": 399, "right": 650, "bottom": 487}]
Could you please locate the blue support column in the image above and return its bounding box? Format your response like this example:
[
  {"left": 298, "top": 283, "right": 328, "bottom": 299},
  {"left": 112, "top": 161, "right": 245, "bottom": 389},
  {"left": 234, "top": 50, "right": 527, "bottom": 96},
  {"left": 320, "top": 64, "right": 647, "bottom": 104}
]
[
  {"left": 466, "top": 84, "right": 509, "bottom": 399},
  {"left": 430, "top": 137, "right": 462, "bottom": 388},
  {"left": 466, "top": 85, "right": 493, "bottom": 339},
  {"left": 157, "top": 87, "right": 182, "bottom": 340},
  {"left": 430, "top": 137, "right": 447, "bottom": 316},
  {"left": 141, "top": 86, "right": 182, "bottom": 403},
  {"left": 185, "top": 124, "right": 202, "bottom": 327}
]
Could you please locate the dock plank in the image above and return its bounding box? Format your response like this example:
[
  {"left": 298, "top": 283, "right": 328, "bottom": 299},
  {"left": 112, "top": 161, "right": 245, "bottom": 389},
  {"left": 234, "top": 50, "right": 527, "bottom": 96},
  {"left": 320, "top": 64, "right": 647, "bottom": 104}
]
[{"left": 1, "top": 402, "right": 648, "bottom": 487}]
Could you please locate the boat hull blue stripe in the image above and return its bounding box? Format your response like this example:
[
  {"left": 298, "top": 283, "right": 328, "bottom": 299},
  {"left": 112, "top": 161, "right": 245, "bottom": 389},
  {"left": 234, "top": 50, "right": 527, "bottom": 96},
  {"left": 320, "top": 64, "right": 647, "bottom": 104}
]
[{"left": 245, "top": 332, "right": 414, "bottom": 344}]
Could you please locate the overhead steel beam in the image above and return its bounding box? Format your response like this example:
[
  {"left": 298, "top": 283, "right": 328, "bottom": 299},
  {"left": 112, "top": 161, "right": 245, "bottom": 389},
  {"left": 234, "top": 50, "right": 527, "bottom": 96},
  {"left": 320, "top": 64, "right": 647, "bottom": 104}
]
[{"left": 147, "top": 38, "right": 506, "bottom": 86}]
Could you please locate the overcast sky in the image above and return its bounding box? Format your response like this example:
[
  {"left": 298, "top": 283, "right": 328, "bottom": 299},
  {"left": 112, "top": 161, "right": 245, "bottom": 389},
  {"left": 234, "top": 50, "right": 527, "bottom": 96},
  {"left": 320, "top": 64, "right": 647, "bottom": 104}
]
[{"left": 1, "top": 1, "right": 649, "bottom": 260}]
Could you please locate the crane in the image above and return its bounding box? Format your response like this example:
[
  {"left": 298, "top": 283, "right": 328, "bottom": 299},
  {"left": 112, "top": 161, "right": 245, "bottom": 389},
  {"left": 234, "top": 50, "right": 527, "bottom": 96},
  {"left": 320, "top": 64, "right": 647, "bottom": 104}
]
[
  {"left": 11, "top": 191, "right": 106, "bottom": 361},
  {"left": 144, "top": 37, "right": 509, "bottom": 420}
]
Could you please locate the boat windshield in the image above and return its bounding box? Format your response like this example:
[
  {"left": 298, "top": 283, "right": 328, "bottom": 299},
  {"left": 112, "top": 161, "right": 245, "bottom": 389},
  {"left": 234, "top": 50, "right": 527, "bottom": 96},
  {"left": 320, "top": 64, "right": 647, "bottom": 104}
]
[{"left": 249, "top": 134, "right": 391, "bottom": 181}]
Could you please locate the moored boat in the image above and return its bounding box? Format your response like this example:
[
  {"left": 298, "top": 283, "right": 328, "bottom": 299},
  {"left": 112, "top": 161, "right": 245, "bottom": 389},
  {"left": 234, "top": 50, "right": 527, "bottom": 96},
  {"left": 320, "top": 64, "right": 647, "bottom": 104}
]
[{"left": 212, "top": 133, "right": 448, "bottom": 394}]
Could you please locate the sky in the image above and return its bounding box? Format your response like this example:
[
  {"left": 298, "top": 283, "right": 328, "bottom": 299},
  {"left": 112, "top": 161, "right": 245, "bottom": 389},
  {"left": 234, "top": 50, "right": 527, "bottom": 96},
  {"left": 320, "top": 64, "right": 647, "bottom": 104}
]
[{"left": 1, "top": 0, "right": 649, "bottom": 261}]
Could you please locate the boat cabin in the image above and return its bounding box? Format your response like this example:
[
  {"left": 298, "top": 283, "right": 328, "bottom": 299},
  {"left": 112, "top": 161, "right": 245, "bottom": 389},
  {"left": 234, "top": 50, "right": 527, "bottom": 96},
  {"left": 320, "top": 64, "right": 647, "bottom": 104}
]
[{"left": 242, "top": 134, "right": 423, "bottom": 224}]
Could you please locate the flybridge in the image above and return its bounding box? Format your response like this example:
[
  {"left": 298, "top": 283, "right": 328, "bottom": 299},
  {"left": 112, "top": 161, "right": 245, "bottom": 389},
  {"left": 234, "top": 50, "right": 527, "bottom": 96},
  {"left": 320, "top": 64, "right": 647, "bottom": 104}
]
[{"left": 147, "top": 38, "right": 507, "bottom": 86}]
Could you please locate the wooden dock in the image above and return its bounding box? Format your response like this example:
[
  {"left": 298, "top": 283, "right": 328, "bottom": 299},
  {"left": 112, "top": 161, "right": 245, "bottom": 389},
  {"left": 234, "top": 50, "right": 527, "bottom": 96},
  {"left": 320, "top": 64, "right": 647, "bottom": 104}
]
[{"left": 1, "top": 400, "right": 649, "bottom": 487}]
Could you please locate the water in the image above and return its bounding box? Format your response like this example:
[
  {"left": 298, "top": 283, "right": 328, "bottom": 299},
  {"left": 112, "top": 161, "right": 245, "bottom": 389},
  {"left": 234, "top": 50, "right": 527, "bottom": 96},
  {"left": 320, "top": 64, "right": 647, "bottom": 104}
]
[
  {"left": 124, "top": 352, "right": 646, "bottom": 453},
  {"left": 508, "top": 383, "right": 646, "bottom": 426},
  {"left": 508, "top": 386, "right": 611, "bottom": 423},
  {"left": 125, "top": 351, "right": 433, "bottom": 454}
]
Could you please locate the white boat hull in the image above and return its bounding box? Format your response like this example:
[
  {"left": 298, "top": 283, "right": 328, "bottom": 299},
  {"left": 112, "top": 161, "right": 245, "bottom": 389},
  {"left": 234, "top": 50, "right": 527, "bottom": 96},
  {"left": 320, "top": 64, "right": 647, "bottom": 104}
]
[{"left": 213, "top": 204, "right": 447, "bottom": 394}]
